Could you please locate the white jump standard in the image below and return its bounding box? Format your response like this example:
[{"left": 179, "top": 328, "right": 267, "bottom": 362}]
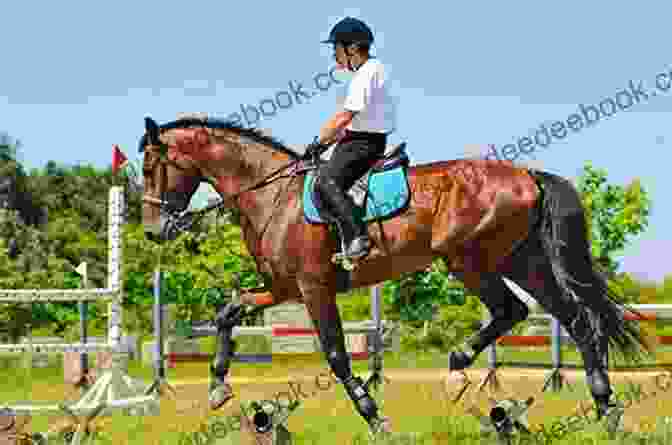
[{"left": 0, "top": 187, "right": 158, "bottom": 420}]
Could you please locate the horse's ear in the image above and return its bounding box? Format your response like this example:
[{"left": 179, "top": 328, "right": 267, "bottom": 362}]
[{"left": 144, "top": 116, "right": 160, "bottom": 145}]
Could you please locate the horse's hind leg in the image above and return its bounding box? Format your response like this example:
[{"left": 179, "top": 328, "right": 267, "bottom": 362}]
[
  {"left": 504, "top": 238, "right": 618, "bottom": 422},
  {"left": 448, "top": 271, "right": 530, "bottom": 371}
]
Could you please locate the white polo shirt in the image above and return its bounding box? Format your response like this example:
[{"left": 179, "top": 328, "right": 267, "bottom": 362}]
[{"left": 341, "top": 58, "right": 396, "bottom": 134}]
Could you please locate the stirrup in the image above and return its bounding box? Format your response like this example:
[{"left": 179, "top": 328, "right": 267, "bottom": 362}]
[
  {"left": 331, "top": 237, "right": 370, "bottom": 271},
  {"left": 331, "top": 251, "right": 358, "bottom": 271}
]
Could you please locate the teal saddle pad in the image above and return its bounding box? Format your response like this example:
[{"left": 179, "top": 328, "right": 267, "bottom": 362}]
[{"left": 303, "top": 166, "right": 411, "bottom": 224}]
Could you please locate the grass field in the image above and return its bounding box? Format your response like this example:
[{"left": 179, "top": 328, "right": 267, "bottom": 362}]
[{"left": 2, "top": 347, "right": 672, "bottom": 444}]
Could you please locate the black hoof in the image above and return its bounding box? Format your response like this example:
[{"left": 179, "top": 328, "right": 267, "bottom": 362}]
[
  {"left": 449, "top": 349, "right": 474, "bottom": 371},
  {"left": 586, "top": 368, "right": 611, "bottom": 399}
]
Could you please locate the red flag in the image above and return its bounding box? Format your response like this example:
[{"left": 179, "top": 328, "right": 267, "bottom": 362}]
[{"left": 112, "top": 145, "right": 128, "bottom": 175}]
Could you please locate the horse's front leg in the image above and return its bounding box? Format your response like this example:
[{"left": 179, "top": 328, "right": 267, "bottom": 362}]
[
  {"left": 302, "top": 288, "right": 390, "bottom": 436},
  {"left": 209, "top": 302, "right": 243, "bottom": 410}
]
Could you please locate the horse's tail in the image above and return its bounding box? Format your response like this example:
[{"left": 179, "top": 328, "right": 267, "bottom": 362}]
[{"left": 529, "top": 169, "right": 653, "bottom": 364}]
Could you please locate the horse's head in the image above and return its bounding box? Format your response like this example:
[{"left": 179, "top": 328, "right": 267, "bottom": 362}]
[
  {"left": 140, "top": 117, "right": 205, "bottom": 242},
  {"left": 140, "top": 115, "right": 303, "bottom": 242}
]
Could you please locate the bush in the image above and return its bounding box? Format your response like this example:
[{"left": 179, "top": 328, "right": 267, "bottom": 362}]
[
  {"left": 382, "top": 260, "right": 467, "bottom": 324},
  {"left": 337, "top": 289, "right": 371, "bottom": 321},
  {"left": 399, "top": 295, "right": 483, "bottom": 353}
]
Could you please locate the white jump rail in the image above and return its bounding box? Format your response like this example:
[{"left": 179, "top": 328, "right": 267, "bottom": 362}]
[
  {"left": 189, "top": 321, "right": 393, "bottom": 338},
  {"left": 0, "top": 343, "right": 115, "bottom": 353}
]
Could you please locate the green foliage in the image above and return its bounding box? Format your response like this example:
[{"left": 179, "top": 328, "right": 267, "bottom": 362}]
[
  {"left": 337, "top": 288, "right": 371, "bottom": 321},
  {"left": 660, "top": 275, "right": 672, "bottom": 304},
  {"left": 398, "top": 295, "right": 482, "bottom": 353},
  {"left": 0, "top": 133, "right": 26, "bottom": 177},
  {"left": 577, "top": 163, "right": 651, "bottom": 275},
  {"left": 382, "top": 259, "right": 466, "bottom": 324}
]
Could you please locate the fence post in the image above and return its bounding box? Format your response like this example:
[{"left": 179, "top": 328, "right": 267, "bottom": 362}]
[
  {"left": 79, "top": 268, "right": 89, "bottom": 387},
  {"left": 543, "top": 316, "right": 570, "bottom": 392},
  {"left": 369, "top": 285, "right": 384, "bottom": 385},
  {"left": 144, "top": 267, "right": 176, "bottom": 398},
  {"left": 478, "top": 312, "right": 500, "bottom": 394},
  {"left": 154, "top": 268, "right": 165, "bottom": 378}
]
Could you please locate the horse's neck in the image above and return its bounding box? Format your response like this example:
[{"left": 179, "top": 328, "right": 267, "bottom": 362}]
[{"left": 218, "top": 142, "right": 295, "bottom": 238}]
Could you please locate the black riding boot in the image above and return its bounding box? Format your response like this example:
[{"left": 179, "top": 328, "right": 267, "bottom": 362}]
[{"left": 316, "top": 176, "right": 370, "bottom": 259}]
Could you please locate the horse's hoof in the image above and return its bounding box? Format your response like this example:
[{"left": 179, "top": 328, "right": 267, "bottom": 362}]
[
  {"left": 209, "top": 383, "right": 234, "bottom": 410},
  {"left": 449, "top": 349, "right": 474, "bottom": 371}
]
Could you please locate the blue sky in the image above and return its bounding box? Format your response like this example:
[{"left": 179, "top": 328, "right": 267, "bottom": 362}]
[{"left": 1, "top": 2, "right": 670, "bottom": 283}]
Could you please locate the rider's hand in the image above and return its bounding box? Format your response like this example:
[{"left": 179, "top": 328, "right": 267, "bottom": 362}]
[{"left": 305, "top": 137, "right": 327, "bottom": 160}]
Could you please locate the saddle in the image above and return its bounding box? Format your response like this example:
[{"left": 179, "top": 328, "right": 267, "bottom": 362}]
[{"left": 302, "top": 142, "right": 411, "bottom": 224}]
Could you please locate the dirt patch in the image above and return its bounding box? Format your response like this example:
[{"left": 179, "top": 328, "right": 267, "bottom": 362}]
[{"left": 166, "top": 367, "right": 672, "bottom": 436}]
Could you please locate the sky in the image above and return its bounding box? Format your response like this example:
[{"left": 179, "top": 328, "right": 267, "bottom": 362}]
[{"left": 1, "top": 2, "right": 670, "bottom": 284}]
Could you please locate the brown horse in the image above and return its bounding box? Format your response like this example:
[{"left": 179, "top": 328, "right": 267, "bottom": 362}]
[{"left": 140, "top": 116, "right": 649, "bottom": 436}]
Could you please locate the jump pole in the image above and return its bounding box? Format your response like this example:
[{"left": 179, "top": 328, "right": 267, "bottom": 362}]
[
  {"left": 477, "top": 312, "right": 501, "bottom": 394},
  {"left": 66, "top": 261, "right": 95, "bottom": 392},
  {"left": 145, "top": 267, "right": 176, "bottom": 398},
  {"left": 154, "top": 269, "right": 164, "bottom": 378},
  {"left": 368, "top": 285, "right": 388, "bottom": 400},
  {"left": 77, "top": 263, "right": 90, "bottom": 392},
  {"left": 542, "top": 316, "right": 571, "bottom": 392}
]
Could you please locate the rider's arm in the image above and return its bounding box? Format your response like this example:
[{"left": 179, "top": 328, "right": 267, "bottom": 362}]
[{"left": 318, "top": 110, "right": 356, "bottom": 145}]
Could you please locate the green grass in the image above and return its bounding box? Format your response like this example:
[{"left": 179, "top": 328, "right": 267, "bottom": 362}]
[{"left": 2, "top": 347, "right": 672, "bottom": 444}]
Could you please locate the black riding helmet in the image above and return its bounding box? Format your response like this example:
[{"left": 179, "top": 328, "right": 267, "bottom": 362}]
[{"left": 322, "top": 17, "right": 374, "bottom": 47}]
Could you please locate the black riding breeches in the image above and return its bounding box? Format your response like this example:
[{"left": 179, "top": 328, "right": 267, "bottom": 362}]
[{"left": 320, "top": 131, "right": 387, "bottom": 191}]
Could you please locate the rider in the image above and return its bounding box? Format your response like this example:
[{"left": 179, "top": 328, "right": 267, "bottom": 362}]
[{"left": 310, "top": 17, "right": 396, "bottom": 261}]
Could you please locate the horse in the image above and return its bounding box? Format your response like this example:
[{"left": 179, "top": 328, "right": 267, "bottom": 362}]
[{"left": 139, "top": 116, "right": 650, "bottom": 436}]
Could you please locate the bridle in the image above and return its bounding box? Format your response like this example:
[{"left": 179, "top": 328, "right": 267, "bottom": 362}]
[{"left": 142, "top": 137, "right": 316, "bottom": 239}]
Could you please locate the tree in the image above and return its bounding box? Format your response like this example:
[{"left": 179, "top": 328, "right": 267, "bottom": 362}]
[
  {"left": 0, "top": 206, "right": 77, "bottom": 340},
  {"left": 0, "top": 133, "right": 23, "bottom": 173},
  {"left": 577, "top": 163, "right": 651, "bottom": 275}
]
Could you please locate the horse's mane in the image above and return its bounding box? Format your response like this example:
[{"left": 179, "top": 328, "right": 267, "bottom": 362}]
[{"left": 137, "top": 117, "right": 301, "bottom": 159}]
